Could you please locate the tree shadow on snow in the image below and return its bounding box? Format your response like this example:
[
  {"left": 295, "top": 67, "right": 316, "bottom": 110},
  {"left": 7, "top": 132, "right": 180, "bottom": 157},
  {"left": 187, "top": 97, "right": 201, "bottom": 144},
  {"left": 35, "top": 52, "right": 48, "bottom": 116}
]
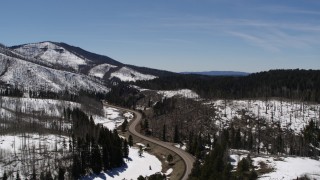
[
  {"left": 105, "top": 163, "right": 129, "bottom": 178},
  {"left": 81, "top": 158, "right": 133, "bottom": 179}
]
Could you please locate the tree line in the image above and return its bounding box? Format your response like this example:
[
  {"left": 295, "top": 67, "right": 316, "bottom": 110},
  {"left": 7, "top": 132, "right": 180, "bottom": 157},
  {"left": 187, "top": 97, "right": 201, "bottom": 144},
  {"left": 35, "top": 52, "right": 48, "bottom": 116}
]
[{"left": 136, "top": 69, "right": 320, "bottom": 102}]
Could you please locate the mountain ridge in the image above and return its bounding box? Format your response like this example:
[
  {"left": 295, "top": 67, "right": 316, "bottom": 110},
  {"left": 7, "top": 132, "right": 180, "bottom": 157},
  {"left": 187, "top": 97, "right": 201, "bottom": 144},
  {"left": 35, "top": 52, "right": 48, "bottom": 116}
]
[
  {"left": 10, "top": 41, "right": 176, "bottom": 79},
  {"left": 0, "top": 40, "right": 181, "bottom": 96},
  {"left": 181, "top": 71, "right": 250, "bottom": 76}
]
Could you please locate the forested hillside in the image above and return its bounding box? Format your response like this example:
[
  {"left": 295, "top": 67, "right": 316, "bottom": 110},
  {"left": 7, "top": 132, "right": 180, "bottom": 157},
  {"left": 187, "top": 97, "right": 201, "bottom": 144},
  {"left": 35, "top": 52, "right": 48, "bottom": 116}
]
[{"left": 136, "top": 69, "right": 320, "bottom": 102}]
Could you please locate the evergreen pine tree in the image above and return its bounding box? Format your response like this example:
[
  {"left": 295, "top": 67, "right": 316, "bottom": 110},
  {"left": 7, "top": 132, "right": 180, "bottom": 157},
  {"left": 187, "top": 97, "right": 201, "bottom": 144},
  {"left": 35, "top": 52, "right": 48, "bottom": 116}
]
[
  {"left": 237, "top": 158, "right": 250, "bottom": 172},
  {"left": 230, "top": 125, "right": 236, "bottom": 148},
  {"left": 58, "top": 167, "right": 65, "bottom": 180},
  {"left": 235, "top": 128, "right": 241, "bottom": 149},
  {"left": 162, "top": 124, "right": 166, "bottom": 142},
  {"left": 3, "top": 171, "right": 7, "bottom": 180},
  {"left": 72, "top": 155, "right": 81, "bottom": 179},
  {"left": 31, "top": 167, "right": 36, "bottom": 180},
  {"left": 91, "top": 142, "right": 102, "bottom": 175},
  {"left": 123, "top": 139, "right": 129, "bottom": 158},
  {"left": 144, "top": 119, "right": 150, "bottom": 135},
  {"left": 223, "top": 163, "right": 233, "bottom": 180},
  {"left": 45, "top": 171, "right": 53, "bottom": 180},
  {"left": 137, "top": 175, "right": 146, "bottom": 180},
  {"left": 248, "top": 130, "right": 254, "bottom": 150},
  {"left": 128, "top": 135, "right": 133, "bottom": 147},
  {"left": 190, "top": 159, "right": 201, "bottom": 177},
  {"left": 15, "top": 171, "right": 21, "bottom": 180},
  {"left": 173, "top": 125, "right": 180, "bottom": 143},
  {"left": 121, "top": 119, "right": 128, "bottom": 132},
  {"left": 40, "top": 172, "right": 45, "bottom": 180},
  {"left": 138, "top": 145, "right": 143, "bottom": 157},
  {"left": 248, "top": 170, "right": 258, "bottom": 180}
]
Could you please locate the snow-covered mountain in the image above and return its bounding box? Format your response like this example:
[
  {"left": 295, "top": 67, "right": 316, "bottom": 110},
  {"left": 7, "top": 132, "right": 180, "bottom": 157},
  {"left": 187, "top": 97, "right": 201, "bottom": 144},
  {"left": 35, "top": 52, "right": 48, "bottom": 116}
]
[
  {"left": 10, "top": 41, "right": 172, "bottom": 82},
  {"left": 13, "top": 42, "right": 88, "bottom": 71},
  {"left": 0, "top": 52, "right": 108, "bottom": 93}
]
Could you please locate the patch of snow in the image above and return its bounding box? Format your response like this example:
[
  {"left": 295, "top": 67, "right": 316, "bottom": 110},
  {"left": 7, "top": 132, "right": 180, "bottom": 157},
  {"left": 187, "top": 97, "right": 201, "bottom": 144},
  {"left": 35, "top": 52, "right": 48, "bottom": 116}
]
[
  {"left": 229, "top": 154, "right": 248, "bottom": 168},
  {"left": 253, "top": 156, "right": 320, "bottom": 179},
  {"left": 0, "top": 133, "right": 68, "bottom": 154},
  {"left": 88, "top": 147, "right": 162, "bottom": 180},
  {"left": 136, "top": 143, "right": 145, "bottom": 147},
  {"left": 165, "top": 168, "right": 173, "bottom": 176},
  {"left": 123, "top": 112, "right": 134, "bottom": 120},
  {"left": 130, "top": 85, "right": 149, "bottom": 92},
  {"left": 158, "top": 89, "right": 199, "bottom": 99},
  {"left": 89, "top": 63, "right": 117, "bottom": 78},
  {"left": 92, "top": 107, "right": 133, "bottom": 130},
  {"left": 110, "top": 67, "right": 157, "bottom": 82},
  {"left": 174, "top": 143, "right": 187, "bottom": 151}
]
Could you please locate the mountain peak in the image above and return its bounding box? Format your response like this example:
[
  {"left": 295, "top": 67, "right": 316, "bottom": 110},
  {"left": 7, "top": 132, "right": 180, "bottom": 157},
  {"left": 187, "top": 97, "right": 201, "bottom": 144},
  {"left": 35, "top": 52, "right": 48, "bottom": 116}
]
[{"left": 11, "top": 41, "right": 88, "bottom": 71}]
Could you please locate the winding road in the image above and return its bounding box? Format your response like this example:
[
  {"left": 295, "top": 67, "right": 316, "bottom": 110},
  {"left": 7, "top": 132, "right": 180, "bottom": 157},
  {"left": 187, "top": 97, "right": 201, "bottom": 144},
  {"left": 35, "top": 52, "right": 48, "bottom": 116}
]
[{"left": 109, "top": 104, "right": 195, "bottom": 180}]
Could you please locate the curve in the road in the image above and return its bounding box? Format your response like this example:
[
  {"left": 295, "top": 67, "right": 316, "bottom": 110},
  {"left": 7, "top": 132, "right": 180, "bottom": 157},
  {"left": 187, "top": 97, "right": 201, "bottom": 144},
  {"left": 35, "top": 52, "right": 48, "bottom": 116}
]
[{"left": 109, "top": 104, "right": 195, "bottom": 180}]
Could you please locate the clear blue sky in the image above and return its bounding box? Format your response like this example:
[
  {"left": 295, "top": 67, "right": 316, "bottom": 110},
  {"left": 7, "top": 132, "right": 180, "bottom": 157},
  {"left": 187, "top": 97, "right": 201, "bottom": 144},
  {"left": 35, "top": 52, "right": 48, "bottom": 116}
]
[{"left": 1, "top": 0, "right": 319, "bottom": 73}]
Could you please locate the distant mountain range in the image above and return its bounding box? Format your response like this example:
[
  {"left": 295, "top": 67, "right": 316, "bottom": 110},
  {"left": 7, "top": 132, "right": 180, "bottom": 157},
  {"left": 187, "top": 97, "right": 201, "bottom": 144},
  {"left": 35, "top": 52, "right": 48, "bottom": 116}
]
[{"left": 181, "top": 71, "right": 250, "bottom": 76}]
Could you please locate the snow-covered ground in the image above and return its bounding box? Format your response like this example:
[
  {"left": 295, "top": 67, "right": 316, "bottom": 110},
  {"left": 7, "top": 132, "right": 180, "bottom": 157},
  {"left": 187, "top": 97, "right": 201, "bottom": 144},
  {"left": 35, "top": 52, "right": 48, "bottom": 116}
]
[
  {"left": 0, "top": 96, "right": 83, "bottom": 131},
  {"left": 110, "top": 67, "right": 157, "bottom": 82},
  {"left": 0, "top": 96, "right": 134, "bottom": 131},
  {"left": 0, "top": 133, "right": 68, "bottom": 155},
  {"left": 0, "top": 96, "right": 79, "bottom": 117},
  {"left": 0, "top": 133, "right": 69, "bottom": 178},
  {"left": 165, "top": 168, "right": 173, "bottom": 176},
  {"left": 209, "top": 100, "right": 320, "bottom": 133},
  {"left": 130, "top": 85, "right": 149, "bottom": 92},
  {"left": 229, "top": 150, "right": 320, "bottom": 179},
  {"left": 85, "top": 147, "right": 162, "bottom": 180},
  {"left": 157, "top": 89, "right": 199, "bottom": 99},
  {"left": 254, "top": 156, "right": 320, "bottom": 179},
  {"left": 92, "top": 107, "right": 134, "bottom": 130},
  {"left": 89, "top": 63, "right": 117, "bottom": 78},
  {"left": 132, "top": 85, "right": 199, "bottom": 99}
]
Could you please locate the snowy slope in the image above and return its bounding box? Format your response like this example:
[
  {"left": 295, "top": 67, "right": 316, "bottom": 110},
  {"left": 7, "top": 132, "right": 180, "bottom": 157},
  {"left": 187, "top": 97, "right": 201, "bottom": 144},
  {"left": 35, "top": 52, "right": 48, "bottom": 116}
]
[
  {"left": 92, "top": 107, "right": 133, "bottom": 130},
  {"left": 0, "top": 96, "right": 79, "bottom": 117},
  {"left": 89, "top": 63, "right": 117, "bottom": 78},
  {"left": 13, "top": 42, "right": 87, "bottom": 71},
  {"left": 157, "top": 89, "right": 199, "bottom": 99},
  {"left": 209, "top": 100, "right": 320, "bottom": 133},
  {"left": 0, "top": 96, "right": 87, "bottom": 131},
  {"left": 85, "top": 147, "right": 162, "bottom": 180},
  {"left": 0, "top": 133, "right": 69, "bottom": 179},
  {"left": 10, "top": 41, "right": 166, "bottom": 82},
  {"left": 229, "top": 151, "right": 320, "bottom": 179},
  {"left": 110, "top": 67, "right": 157, "bottom": 82},
  {"left": 0, "top": 96, "right": 135, "bottom": 132},
  {"left": 256, "top": 156, "right": 320, "bottom": 179},
  {"left": 0, "top": 53, "right": 109, "bottom": 93}
]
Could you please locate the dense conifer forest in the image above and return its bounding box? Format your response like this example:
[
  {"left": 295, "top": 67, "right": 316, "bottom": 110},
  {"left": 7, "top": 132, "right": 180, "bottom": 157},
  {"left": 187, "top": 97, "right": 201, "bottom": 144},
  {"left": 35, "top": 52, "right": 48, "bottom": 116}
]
[{"left": 136, "top": 69, "right": 320, "bottom": 102}]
